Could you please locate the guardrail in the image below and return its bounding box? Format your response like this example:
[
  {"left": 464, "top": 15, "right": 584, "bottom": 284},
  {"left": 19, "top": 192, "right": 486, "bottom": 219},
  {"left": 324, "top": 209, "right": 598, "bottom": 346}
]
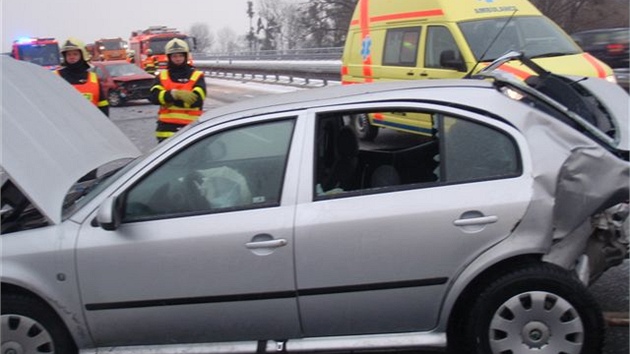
[
  {"left": 193, "top": 47, "right": 343, "bottom": 61},
  {"left": 195, "top": 60, "right": 342, "bottom": 86}
]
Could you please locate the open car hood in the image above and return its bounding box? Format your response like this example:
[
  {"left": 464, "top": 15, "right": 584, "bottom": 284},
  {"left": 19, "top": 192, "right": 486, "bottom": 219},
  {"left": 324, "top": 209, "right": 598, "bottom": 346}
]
[{"left": 1, "top": 58, "right": 141, "bottom": 224}]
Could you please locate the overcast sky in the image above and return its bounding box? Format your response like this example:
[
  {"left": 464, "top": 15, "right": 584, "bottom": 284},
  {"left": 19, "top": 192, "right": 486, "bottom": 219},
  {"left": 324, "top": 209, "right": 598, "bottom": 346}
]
[{"left": 2, "top": 0, "right": 274, "bottom": 52}]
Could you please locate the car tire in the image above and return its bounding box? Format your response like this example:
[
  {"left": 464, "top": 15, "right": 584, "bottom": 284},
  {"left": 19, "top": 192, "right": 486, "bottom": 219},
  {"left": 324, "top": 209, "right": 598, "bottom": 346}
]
[
  {"left": 463, "top": 264, "right": 604, "bottom": 354},
  {"left": 350, "top": 113, "right": 379, "bottom": 141},
  {"left": 1, "top": 293, "right": 78, "bottom": 354},
  {"left": 108, "top": 90, "right": 123, "bottom": 107}
]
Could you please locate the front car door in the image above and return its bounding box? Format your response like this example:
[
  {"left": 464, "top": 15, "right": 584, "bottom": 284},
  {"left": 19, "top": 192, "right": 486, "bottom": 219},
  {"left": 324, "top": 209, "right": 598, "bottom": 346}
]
[
  {"left": 76, "top": 115, "right": 303, "bottom": 346},
  {"left": 294, "top": 103, "right": 533, "bottom": 336}
]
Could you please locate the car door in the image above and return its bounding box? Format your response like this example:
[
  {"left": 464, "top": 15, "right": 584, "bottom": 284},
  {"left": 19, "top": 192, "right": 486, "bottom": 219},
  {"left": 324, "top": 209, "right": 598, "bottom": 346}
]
[
  {"left": 294, "top": 104, "right": 533, "bottom": 337},
  {"left": 76, "top": 116, "right": 303, "bottom": 347}
]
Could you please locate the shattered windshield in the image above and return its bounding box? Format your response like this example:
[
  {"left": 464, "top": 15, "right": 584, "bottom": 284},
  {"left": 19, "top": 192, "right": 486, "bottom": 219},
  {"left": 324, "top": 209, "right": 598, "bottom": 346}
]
[{"left": 459, "top": 16, "right": 581, "bottom": 62}]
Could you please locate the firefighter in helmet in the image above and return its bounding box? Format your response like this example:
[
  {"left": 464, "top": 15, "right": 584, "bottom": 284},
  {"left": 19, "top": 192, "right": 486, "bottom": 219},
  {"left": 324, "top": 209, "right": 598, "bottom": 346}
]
[
  {"left": 149, "top": 38, "right": 206, "bottom": 143},
  {"left": 144, "top": 49, "right": 157, "bottom": 75},
  {"left": 55, "top": 37, "right": 109, "bottom": 117}
]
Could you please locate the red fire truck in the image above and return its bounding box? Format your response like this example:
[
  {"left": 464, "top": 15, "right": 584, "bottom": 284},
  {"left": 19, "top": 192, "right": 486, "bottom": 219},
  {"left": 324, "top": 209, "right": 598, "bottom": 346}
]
[
  {"left": 11, "top": 37, "right": 61, "bottom": 70},
  {"left": 87, "top": 38, "right": 128, "bottom": 61},
  {"left": 128, "top": 26, "right": 195, "bottom": 72}
]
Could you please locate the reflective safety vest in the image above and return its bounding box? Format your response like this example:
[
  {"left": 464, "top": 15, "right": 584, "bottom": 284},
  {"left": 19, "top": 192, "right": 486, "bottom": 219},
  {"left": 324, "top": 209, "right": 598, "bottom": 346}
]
[
  {"left": 55, "top": 71, "right": 103, "bottom": 107},
  {"left": 157, "top": 70, "right": 203, "bottom": 125}
]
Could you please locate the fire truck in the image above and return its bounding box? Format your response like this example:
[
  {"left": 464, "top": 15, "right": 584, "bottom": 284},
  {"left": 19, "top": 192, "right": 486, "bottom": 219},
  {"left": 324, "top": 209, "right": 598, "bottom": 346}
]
[
  {"left": 87, "top": 37, "right": 128, "bottom": 61},
  {"left": 128, "top": 26, "right": 195, "bottom": 72},
  {"left": 11, "top": 37, "right": 61, "bottom": 70}
]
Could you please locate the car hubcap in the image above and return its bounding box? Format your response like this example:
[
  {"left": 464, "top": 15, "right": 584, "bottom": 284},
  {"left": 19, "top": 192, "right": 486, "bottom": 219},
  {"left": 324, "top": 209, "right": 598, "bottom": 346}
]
[
  {"left": 354, "top": 114, "right": 368, "bottom": 133},
  {"left": 489, "top": 291, "right": 584, "bottom": 353},
  {"left": 1, "top": 315, "right": 54, "bottom": 354}
]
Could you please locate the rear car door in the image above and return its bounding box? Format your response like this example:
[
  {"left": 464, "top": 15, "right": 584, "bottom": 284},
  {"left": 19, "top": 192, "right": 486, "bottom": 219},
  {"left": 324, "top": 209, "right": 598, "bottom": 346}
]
[
  {"left": 294, "top": 103, "right": 533, "bottom": 336},
  {"left": 76, "top": 115, "right": 303, "bottom": 346}
]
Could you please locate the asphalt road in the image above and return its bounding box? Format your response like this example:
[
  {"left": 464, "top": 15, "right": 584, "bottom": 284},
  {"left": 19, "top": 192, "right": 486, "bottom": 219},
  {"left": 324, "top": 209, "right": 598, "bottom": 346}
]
[{"left": 109, "top": 79, "right": 628, "bottom": 354}]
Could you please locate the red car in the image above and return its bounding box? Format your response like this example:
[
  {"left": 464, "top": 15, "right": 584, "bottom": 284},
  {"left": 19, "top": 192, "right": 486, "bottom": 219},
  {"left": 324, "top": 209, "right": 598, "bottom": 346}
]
[{"left": 91, "top": 60, "right": 155, "bottom": 106}]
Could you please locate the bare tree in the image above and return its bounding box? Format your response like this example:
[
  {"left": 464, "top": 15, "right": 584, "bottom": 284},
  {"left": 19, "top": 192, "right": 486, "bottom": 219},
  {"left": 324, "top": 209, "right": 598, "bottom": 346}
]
[
  {"left": 217, "top": 27, "right": 244, "bottom": 53},
  {"left": 531, "top": 0, "right": 628, "bottom": 32},
  {"left": 295, "top": 0, "right": 357, "bottom": 48},
  {"left": 189, "top": 22, "right": 214, "bottom": 52}
]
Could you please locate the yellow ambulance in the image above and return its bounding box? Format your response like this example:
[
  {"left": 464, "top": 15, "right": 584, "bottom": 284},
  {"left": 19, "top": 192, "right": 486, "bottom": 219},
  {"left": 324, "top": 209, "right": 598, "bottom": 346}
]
[{"left": 341, "top": 0, "right": 616, "bottom": 140}]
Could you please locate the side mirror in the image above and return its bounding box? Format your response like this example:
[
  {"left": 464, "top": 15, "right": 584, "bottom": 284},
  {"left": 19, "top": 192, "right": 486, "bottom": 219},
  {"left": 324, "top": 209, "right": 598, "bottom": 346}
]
[
  {"left": 440, "top": 50, "right": 467, "bottom": 72},
  {"left": 96, "top": 196, "right": 123, "bottom": 231}
]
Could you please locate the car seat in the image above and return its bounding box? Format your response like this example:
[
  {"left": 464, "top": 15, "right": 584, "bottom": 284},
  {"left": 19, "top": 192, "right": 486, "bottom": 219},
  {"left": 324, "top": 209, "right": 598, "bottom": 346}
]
[{"left": 320, "top": 126, "right": 359, "bottom": 192}]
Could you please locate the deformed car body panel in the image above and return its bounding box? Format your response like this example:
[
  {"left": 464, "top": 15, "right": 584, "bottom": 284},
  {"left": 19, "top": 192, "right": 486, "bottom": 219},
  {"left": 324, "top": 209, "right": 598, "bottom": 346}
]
[{"left": 1, "top": 59, "right": 141, "bottom": 224}]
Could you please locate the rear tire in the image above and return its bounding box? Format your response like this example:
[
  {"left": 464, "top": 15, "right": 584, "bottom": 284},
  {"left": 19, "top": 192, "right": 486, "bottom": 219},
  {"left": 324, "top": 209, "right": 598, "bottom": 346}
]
[
  {"left": 463, "top": 264, "right": 604, "bottom": 354},
  {"left": 1, "top": 293, "right": 77, "bottom": 354},
  {"left": 350, "top": 113, "right": 379, "bottom": 141}
]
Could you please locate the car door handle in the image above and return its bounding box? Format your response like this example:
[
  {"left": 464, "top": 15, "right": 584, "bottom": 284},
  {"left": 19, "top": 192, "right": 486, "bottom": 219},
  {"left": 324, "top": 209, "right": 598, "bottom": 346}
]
[
  {"left": 453, "top": 215, "right": 498, "bottom": 226},
  {"left": 245, "top": 239, "right": 288, "bottom": 249}
]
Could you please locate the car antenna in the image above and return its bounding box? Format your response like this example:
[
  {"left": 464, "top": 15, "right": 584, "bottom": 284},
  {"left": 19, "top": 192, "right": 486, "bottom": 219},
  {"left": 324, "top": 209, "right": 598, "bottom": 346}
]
[{"left": 464, "top": 9, "right": 518, "bottom": 79}]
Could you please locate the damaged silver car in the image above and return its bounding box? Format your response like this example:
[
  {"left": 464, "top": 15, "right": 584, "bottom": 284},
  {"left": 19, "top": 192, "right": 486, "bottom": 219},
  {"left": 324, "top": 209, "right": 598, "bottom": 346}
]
[{"left": 1, "top": 54, "right": 628, "bottom": 354}]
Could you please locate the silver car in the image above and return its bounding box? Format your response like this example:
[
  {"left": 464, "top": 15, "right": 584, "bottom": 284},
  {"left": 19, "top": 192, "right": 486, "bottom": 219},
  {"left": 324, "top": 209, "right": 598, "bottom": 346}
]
[{"left": 1, "top": 55, "right": 628, "bottom": 354}]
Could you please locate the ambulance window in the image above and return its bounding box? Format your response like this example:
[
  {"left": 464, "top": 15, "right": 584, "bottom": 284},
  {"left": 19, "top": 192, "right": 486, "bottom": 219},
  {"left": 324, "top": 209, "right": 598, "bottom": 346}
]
[
  {"left": 383, "top": 27, "right": 421, "bottom": 66},
  {"left": 425, "top": 26, "right": 461, "bottom": 69}
]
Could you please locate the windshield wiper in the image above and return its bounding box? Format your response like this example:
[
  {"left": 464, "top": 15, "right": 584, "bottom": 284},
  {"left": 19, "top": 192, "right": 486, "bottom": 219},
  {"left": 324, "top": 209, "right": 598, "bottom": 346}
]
[{"left": 528, "top": 52, "right": 572, "bottom": 59}]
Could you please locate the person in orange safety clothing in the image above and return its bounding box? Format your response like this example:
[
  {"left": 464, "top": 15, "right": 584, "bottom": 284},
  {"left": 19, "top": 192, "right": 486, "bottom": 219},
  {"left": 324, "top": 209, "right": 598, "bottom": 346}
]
[
  {"left": 149, "top": 38, "right": 206, "bottom": 143},
  {"left": 55, "top": 38, "right": 109, "bottom": 117}
]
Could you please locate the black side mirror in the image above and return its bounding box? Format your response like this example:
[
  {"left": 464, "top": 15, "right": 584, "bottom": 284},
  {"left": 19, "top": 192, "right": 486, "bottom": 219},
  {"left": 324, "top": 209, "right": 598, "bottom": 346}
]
[{"left": 440, "top": 50, "right": 467, "bottom": 72}]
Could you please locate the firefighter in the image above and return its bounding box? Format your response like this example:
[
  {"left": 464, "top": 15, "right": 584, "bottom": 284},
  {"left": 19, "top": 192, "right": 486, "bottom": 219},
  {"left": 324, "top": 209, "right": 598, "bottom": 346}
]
[
  {"left": 55, "top": 37, "right": 109, "bottom": 117},
  {"left": 144, "top": 49, "right": 157, "bottom": 75},
  {"left": 149, "top": 38, "right": 206, "bottom": 143}
]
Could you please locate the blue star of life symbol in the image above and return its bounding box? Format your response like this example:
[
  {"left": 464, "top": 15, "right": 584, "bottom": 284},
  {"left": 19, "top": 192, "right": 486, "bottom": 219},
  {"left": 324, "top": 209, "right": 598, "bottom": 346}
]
[
  {"left": 361, "top": 36, "right": 372, "bottom": 61},
  {"left": 478, "top": 0, "right": 494, "bottom": 2}
]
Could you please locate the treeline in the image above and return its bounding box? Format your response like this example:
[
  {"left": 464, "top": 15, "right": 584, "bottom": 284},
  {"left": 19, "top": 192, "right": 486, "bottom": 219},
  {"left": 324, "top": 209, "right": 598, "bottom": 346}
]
[{"left": 191, "top": 0, "right": 629, "bottom": 53}]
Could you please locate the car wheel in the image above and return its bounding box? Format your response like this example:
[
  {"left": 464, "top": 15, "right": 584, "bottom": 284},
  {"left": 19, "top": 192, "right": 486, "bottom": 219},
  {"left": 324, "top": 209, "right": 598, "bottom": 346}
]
[
  {"left": 463, "top": 264, "right": 604, "bottom": 354},
  {"left": 108, "top": 90, "right": 123, "bottom": 107},
  {"left": 1, "top": 293, "right": 77, "bottom": 354},
  {"left": 350, "top": 113, "right": 379, "bottom": 141}
]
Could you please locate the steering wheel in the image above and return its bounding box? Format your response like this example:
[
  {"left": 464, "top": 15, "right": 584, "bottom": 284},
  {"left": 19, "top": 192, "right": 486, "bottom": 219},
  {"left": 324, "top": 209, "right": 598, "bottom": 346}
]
[{"left": 182, "top": 171, "right": 211, "bottom": 211}]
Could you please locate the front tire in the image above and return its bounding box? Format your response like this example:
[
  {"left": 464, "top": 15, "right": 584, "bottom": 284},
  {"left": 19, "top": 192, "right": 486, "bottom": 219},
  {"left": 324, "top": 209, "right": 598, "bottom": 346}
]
[
  {"left": 464, "top": 264, "right": 604, "bottom": 354},
  {"left": 2, "top": 293, "right": 77, "bottom": 354},
  {"left": 108, "top": 90, "right": 123, "bottom": 107}
]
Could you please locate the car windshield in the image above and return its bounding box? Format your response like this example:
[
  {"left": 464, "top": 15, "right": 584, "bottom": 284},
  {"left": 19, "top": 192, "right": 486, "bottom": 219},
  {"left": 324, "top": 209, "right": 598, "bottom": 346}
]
[
  {"left": 572, "top": 29, "right": 630, "bottom": 47},
  {"left": 100, "top": 40, "right": 125, "bottom": 50},
  {"left": 148, "top": 36, "right": 194, "bottom": 55},
  {"left": 459, "top": 16, "right": 581, "bottom": 61},
  {"left": 105, "top": 63, "right": 148, "bottom": 77},
  {"left": 17, "top": 43, "right": 61, "bottom": 66}
]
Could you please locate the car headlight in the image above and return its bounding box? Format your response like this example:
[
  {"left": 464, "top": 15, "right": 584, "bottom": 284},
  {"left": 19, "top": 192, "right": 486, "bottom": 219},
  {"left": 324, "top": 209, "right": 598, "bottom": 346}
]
[{"left": 606, "top": 74, "right": 618, "bottom": 84}]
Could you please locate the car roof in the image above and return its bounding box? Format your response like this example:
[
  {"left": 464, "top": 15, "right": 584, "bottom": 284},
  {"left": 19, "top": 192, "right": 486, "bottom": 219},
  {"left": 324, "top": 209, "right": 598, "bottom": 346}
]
[
  {"left": 201, "top": 79, "right": 495, "bottom": 122},
  {"left": 1, "top": 58, "right": 140, "bottom": 224},
  {"left": 200, "top": 73, "right": 628, "bottom": 153}
]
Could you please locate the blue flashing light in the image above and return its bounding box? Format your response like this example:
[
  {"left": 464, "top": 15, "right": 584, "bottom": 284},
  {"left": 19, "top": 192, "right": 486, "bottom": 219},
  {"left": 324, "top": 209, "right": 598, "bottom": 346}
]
[{"left": 16, "top": 37, "right": 35, "bottom": 44}]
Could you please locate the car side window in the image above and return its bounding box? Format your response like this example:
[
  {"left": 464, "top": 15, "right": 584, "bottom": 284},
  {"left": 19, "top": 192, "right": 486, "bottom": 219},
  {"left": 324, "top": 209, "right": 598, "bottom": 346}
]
[
  {"left": 425, "top": 26, "right": 462, "bottom": 69},
  {"left": 383, "top": 27, "right": 421, "bottom": 66},
  {"left": 314, "top": 111, "right": 520, "bottom": 199},
  {"left": 123, "top": 119, "right": 295, "bottom": 222}
]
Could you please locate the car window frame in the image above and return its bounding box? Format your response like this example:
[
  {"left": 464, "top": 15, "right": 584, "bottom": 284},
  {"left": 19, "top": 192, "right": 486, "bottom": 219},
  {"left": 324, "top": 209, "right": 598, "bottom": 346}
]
[
  {"left": 119, "top": 117, "right": 298, "bottom": 223},
  {"left": 305, "top": 102, "right": 525, "bottom": 202}
]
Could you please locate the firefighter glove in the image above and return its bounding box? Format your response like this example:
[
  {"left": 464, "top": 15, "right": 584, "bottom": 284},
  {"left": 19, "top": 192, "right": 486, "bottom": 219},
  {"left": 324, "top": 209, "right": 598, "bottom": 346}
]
[{"left": 171, "top": 89, "right": 197, "bottom": 106}]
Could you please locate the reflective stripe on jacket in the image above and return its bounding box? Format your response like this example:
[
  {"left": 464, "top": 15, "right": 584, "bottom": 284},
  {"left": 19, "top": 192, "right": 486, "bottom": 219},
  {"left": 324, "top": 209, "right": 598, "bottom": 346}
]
[{"left": 157, "top": 70, "right": 203, "bottom": 125}]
